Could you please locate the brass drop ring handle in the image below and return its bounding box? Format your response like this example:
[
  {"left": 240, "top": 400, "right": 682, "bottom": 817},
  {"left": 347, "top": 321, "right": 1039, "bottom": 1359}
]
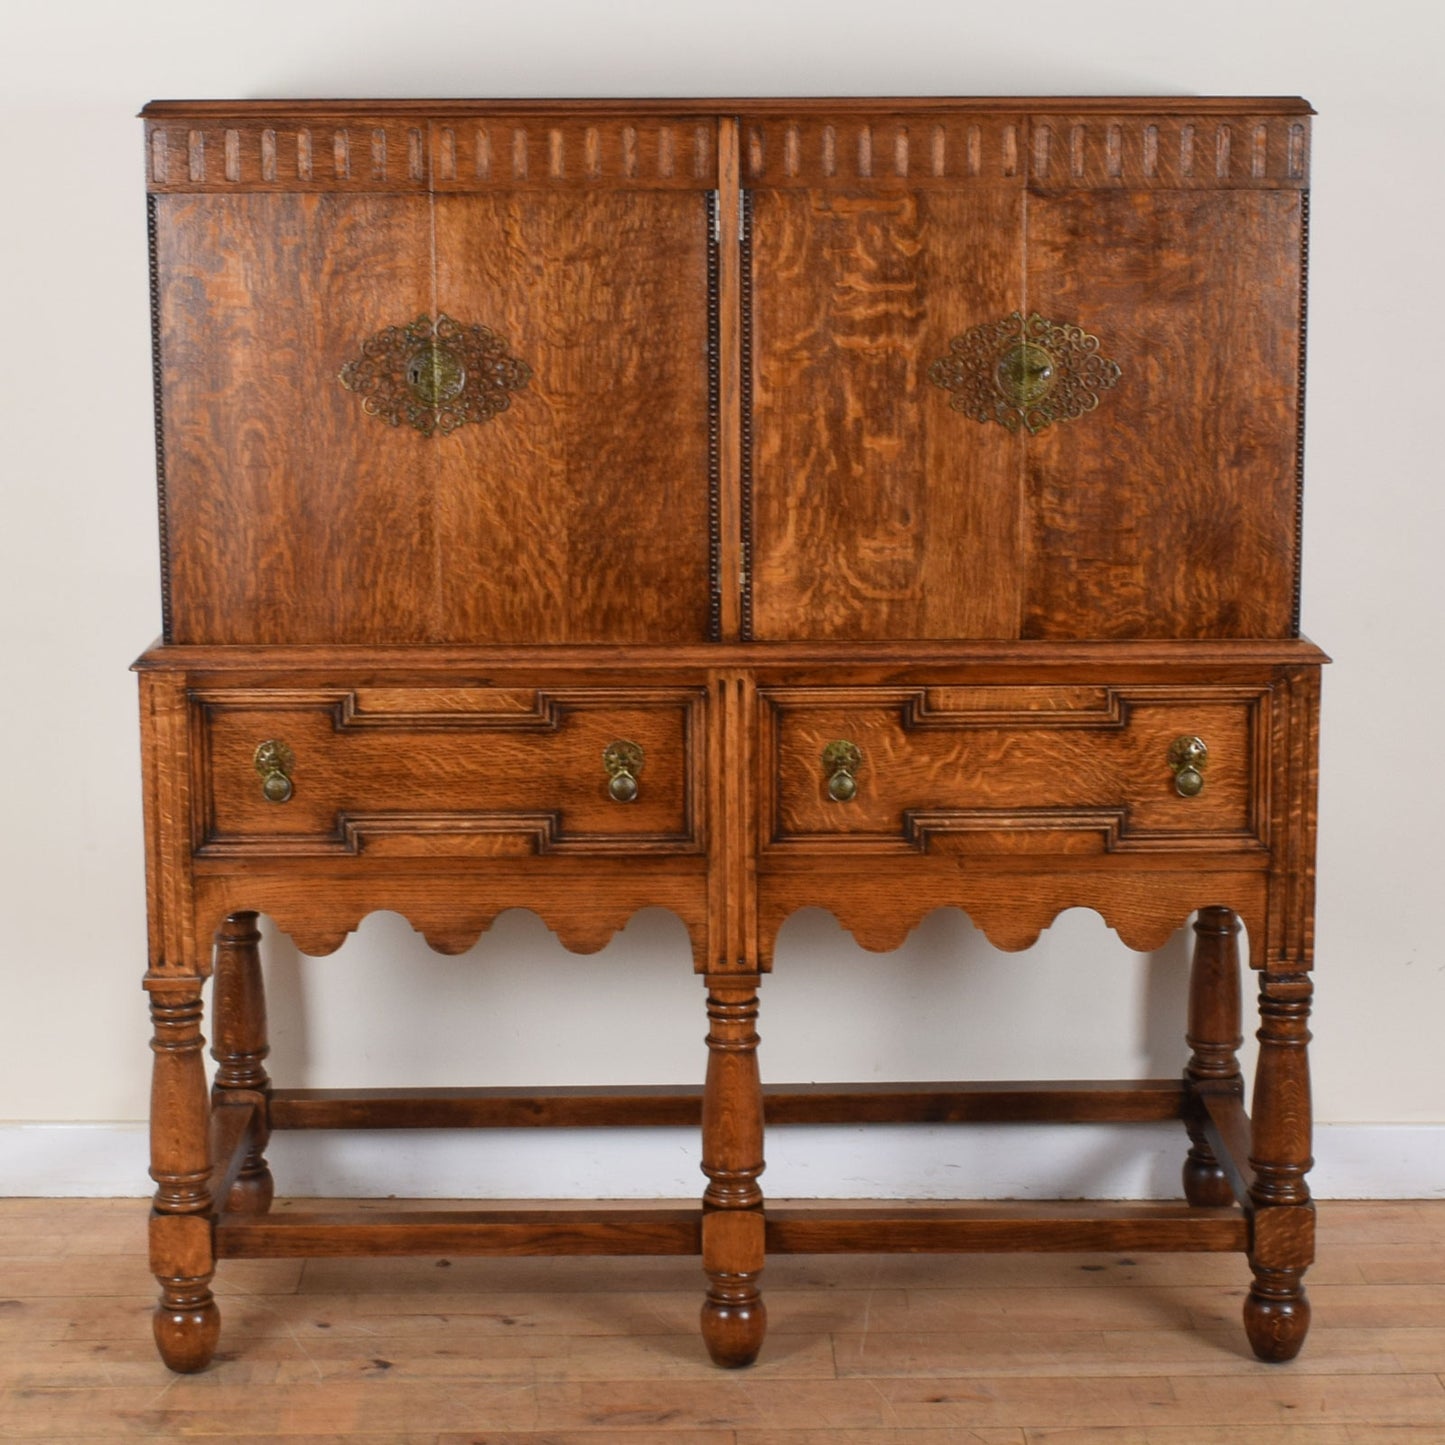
[
  {"left": 1169, "top": 735, "right": 1208, "bottom": 798},
  {"left": 254, "top": 740, "right": 295, "bottom": 804},
  {"left": 603, "top": 740, "right": 644, "bottom": 803},
  {"left": 823, "top": 739, "right": 862, "bottom": 803}
]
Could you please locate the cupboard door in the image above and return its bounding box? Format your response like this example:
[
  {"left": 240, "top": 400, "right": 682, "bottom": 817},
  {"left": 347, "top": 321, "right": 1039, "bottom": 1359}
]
[
  {"left": 742, "top": 110, "right": 1307, "bottom": 645},
  {"left": 158, "top": 192, "right": 437, "bottom": 645},
  {"left": 432, "top": 185, "right": 713, "bottom": 644},
  {"left": 153, "top": 113, "right": 719, "bottom": 646},
  {"left": 1022, "top": 183, "right": 1304, "bottom": 638},
  {"left": 745, "top": 116, "right": 1027, "bottom": 642}
]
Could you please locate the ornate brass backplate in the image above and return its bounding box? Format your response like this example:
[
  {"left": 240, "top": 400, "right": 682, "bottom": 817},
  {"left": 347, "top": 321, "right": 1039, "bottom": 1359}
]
[
  {"left": 603, "top": 740, "right": 645, "bottom": 804},
  {"left": 928, "top": 311, "right": 1121, "bottom": 435},
  {"left": 1168, "top": 735, "right": 1209, "bottom": 798},
  {"left": 338, "top": 313, "right": 532, "bottom": 437},
  {"left": 253, "top": 739, "right": 295, "bottom": 804},
  {"left": 822, "top": 739, "right": 862, "bottom": 803}
]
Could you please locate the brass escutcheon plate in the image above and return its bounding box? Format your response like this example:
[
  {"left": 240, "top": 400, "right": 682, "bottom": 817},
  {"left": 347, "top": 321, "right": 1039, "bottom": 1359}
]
[
  {"left": 929, "top": 310, "right": 1121, "bottom": 435},
  {"left": 339, "top": 313, "right": 532, "bottom": 437}
]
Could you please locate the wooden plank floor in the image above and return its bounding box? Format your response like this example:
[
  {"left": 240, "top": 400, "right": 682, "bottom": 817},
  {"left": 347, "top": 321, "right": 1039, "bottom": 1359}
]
[{"left": 2, "top": 1199, "right": 1444, "bottom": 1442}]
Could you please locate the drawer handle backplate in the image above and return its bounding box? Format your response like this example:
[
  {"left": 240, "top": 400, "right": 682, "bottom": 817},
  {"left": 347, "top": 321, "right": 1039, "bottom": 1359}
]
[
  {"left": 604, "top": 740, "right": 644, "bottom": 803},
  {"left": 254, "top": 740, "right": 295, "bottom": 804},
  {"left": 823, "top": 739, "right": 862, "bottom": 803},
  {"left": 1169, "top": 735, "right": 1209, "bottom": 798}
]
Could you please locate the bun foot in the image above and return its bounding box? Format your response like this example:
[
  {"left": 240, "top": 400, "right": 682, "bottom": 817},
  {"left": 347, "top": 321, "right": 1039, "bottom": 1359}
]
[
  {"left": 1244, "top": 1271, "right": 1310, "bottom": 1362},
  {"left": 153, "top": 1286, "right": 221, "bottom": 1373},
  {"left": 701, "top": 1289, "right": 766, "bottom": 1368},
  {"left": 1182, "top": 1153, "right": 1235, "bottom": 1208}
]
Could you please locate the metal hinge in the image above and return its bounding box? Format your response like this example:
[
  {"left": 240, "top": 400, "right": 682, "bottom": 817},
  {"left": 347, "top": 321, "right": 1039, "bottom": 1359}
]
[{"left": 710, "top": 189, "right": 749, "bottom": 245}]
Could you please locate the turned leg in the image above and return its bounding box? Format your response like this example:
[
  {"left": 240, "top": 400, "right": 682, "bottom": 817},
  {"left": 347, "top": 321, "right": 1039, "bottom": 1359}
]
[
  {"left": 1244, "top": 968, "right": 1315, "bottom": 1362},
  {"left": 147, "top": 979, "right": 220, "bottom": 1373},
  {"left": 1182, "top": 907, "right": 1244, "bottom": 1207},
  {"left": 211, "top": 912, "right": 273, "bottom": 1213},
  {"left": 699, "top": 975, "right": 766, "bottom": 1368}
]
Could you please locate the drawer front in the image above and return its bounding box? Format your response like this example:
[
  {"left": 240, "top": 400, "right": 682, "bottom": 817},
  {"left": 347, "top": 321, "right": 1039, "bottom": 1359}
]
[
  {"left": 194, "top": 687, "right": 703, "bottom": 857},
  {"left": 763, "top": 684, "right": 1267, "bottom": 856}
]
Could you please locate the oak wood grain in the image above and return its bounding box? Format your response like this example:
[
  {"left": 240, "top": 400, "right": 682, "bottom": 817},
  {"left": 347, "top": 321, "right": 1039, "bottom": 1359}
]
[
  {"left": 136, "top": 96, "right": 1325, "bottom": 1376},
  {"left": 1182, "top": 907, "right": 1246, "bottom": 1208},
  {"left": 195, "top": 687, "right": 703, "bottom": 855},
  {"left": 209, "top": 913, "right": 273, "bottom": 1213},
  {"left": 268, "top": 1079, "right": 1186, "bottom": 1129},
  {"left": 158, "top": 193, "right": 436, "bottom": 645},
  {"left": 134, "top": 636, "right": 1331, "bottom": 674},
  {"left": 433, "top": 189, "right": 713, "bottom": 643},
  {"left": 762, "top": 684, "right": 1264, "bottom": 853},
  {"left": 1021, "top": 188, "right": 1305, "bottom": 638},
  {"left": 749, "top": 185, "right": 1023, "bottom": 640}
]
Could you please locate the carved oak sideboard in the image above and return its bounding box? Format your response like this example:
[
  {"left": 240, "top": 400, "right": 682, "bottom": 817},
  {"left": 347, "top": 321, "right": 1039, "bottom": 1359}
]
[{"left": 136, "top": 96, "right": 1323, "bottom": 1372}]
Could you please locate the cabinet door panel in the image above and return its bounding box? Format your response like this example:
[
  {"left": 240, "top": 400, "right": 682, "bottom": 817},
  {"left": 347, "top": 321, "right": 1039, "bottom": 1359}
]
[
  {"left": 749, "top": 187, "right": 1023, "bottom": 641},
  {"left": 159, "top": 195, "right": 435, "bottom": 644},
  {"left": 433, "top": 191, "right": 713, "bottom": 644},
  {"left": 1022, "top": 189, "right": 1304, "bottom": 638}
]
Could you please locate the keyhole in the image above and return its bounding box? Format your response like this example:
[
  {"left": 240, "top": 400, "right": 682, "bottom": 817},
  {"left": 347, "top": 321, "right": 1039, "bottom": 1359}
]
[
  {"left": 996, "top": 341, "right": 1057, "bottom": 405},
  {"left": 405, "top": 343, "right": 466, "bottom": 406}
]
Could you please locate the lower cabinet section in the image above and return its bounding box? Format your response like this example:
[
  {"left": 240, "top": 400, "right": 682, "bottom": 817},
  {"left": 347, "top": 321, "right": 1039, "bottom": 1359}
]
[{"left": 136, "top": 642, "right": 1322, "bottom": 1374}]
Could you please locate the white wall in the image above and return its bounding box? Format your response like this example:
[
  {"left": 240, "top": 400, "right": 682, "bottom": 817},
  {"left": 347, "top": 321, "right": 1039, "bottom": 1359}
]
[{"left": 1, "top": 0, "right": 1441, "bottom": 1196}]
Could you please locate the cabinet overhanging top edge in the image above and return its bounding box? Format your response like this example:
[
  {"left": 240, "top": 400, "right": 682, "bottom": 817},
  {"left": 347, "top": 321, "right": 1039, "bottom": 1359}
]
[
  {"left": 132, "top": 640, "right": 1332, "bottom": 673},
  {"left": 140, "top": 96, "right": 1314, "bottom": 119}
]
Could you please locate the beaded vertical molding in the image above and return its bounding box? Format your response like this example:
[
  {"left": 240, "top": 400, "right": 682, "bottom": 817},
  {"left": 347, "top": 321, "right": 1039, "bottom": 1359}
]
[
  {"left": 738, "top": 188, "right": 756, "bottom": 642},
  {"left": 706, "top": 190, "right": 723, "bottom": 642},
  {"left": 147, "top": 195, "right": 174, "bottom": 644},
  {"left": 1291, "top": 190, "right": 1311, "bottom": 638}
]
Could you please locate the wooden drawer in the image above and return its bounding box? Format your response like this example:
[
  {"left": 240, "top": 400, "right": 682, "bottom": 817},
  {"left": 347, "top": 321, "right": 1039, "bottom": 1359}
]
[
  {"left": 761, "top": 684, "right": 1268, "bottom": 857},
  {"left": 193, "top": 686, "right": 704, "bottom": 857}
]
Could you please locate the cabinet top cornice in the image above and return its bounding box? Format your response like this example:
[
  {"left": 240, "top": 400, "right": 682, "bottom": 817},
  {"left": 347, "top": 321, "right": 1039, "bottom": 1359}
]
[{"left": 142, "top": 98, "right": 1312, "bottom": 193}]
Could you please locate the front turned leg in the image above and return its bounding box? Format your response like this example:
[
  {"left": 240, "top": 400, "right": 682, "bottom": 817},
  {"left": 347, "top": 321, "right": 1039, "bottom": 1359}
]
[
  {"left": 211, "top": 912, "right": 274, "bottom": 1213},
  {"left": 1245, "top": 969, "right": 1315, "bottom": 1362},
  {"left": 700, "top": 975, "right": 766, "bottom": 1368},
  {"left": 1182, "top": 907, "right": 1244, "bottom": 1206},
  {"left": 147, "top": 979, "right": 220, "bottom": 1373}
]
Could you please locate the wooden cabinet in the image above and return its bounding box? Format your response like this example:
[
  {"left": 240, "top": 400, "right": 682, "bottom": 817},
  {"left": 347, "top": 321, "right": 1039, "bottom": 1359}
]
[{"left": 136, "top": 97, "right": 1323, "bottom": 1374}]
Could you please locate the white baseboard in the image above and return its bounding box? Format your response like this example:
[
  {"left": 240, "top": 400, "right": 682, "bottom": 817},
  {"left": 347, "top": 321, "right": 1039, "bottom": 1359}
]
[{"left": 3, "top": 1121, "right": 1442, "bottom": 1199}]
